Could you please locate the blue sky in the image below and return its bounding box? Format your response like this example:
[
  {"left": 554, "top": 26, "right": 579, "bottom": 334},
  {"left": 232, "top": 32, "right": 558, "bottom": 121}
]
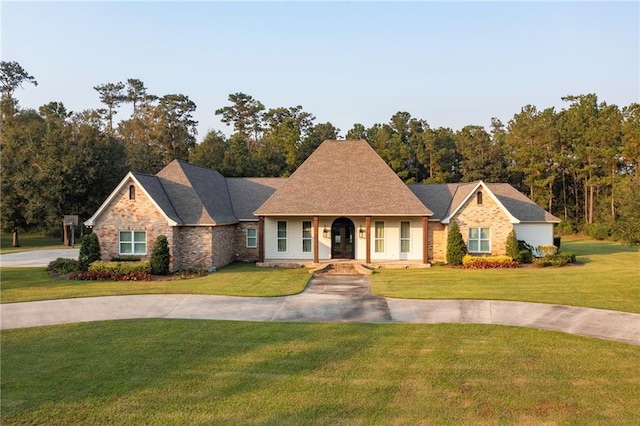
[{"left": 2, "top": 1, "right": 638, "bottom": 140}]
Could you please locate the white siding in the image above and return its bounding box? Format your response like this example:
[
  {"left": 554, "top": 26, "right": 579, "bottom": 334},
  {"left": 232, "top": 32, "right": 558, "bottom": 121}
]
[{"left": 513, "top": 223, "right": 554, "bottom": 255}]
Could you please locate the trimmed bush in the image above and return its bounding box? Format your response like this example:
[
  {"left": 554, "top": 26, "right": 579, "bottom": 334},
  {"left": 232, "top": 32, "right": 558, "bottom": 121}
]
[
  {"left": 537, "top": 245, "right": 558, "bottom": 256},
  {"left": 89, "top": 260, "right": 150, "bottom": 275},
  {"left": 111, "top": 255, "right": 143, "bottom": 262},
  {"left": 150, "top": 235, "right": 170, "bottom": 275},
  {"left": 505, "top": 230, "right": 519, "bottom": 259},
  {"left": 47, "top": 258, "right": 79, "bottom": 275},
  {"left": 78, "top": 233, "right": 101, "bottom": 271},
  {"left": 462, "top": 255, "right": 519, "bottom": 269},
  {"left": 73, "top": 271, "right": 151, "bottom": 281},
  {"left": 533, "top": 252, "right": 576, "bottom": 267},
  {"left": 517, "top": 249, "right": 533, "bottom": 264},
  {"left": 446, "top": 221, "right": 467, "bottom": 266}
]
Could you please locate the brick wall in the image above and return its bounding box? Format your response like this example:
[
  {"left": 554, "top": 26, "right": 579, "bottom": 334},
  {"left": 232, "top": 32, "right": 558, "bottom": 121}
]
[
  {"left": 452, "top": 188, "right": 512, "bottom": 256},
  {"left": 234, "top": 222, "right": 259, "bottom": 262},
  {"left": 92, "top": 181, "right": 176, "bottom": 269},
  {"left": 176, "top": 226, "right": 213, "bottom": 270},
  {"left": 429, "top": 222, "right": 447, "bottom": 262},
  {"left": 212, "top": 224, "right": 236, "bottom": 267}
]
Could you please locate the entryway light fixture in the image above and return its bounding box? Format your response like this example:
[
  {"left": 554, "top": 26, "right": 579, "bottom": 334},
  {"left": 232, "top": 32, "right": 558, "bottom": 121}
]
[
  {"left": 358, "top": 226, "right": 365, "bottom": 239},
  {"left": 323, "top": 227, "right": 330, "bottom": 238}
]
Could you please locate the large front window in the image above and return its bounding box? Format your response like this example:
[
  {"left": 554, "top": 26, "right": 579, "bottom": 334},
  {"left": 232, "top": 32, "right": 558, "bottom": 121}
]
[
  {"left": 277, "top": 221, "right": 287, "bottom": 252},
  {"left": 119, "top": 231, "right": 146, "bottom": 254},
  {"left": 374, "top": 221, "right": 385, "bottom": 253},
  {"left": 302, "top": 221, "right": 312, "bottom": 252},
  {"left": 468, "top": 227, "right": 490, "bottom": 253}
]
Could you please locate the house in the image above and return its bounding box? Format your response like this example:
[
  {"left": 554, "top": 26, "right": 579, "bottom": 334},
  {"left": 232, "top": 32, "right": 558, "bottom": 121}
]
[{"left": 84, "top": 139, "right": 560, "bottom": 270}]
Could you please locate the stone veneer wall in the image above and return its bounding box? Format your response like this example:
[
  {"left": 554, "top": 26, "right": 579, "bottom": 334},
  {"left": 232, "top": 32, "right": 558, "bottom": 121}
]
[
  {"left": 175, "top": 226, "right": 213, "bottom": 270},
  {"left": 429, "top": 222, "right": 447, "bottom": 262},
  {"left": 211, "top": 224, "right": 236, "bottom": 267},
  {"left": 92, "top": 181, "right": 176, "bottom": 270},
  {"left": 234, "top": 222, "right": 259, "bottom": 262},
  {"left": 452, "top": 189, "right": 512, "bottom": 256}
]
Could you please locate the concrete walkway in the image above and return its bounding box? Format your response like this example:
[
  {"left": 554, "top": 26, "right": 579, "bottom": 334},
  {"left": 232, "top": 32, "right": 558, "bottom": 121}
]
[
  {"left": 0, "top": 248, "right": 80, "bottom": 267},
  {"left": 2, "top": 274, "right": 639, "bottom": 346}
]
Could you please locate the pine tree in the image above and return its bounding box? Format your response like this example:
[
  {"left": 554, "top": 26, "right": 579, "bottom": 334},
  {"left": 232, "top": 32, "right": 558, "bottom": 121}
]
[
  {"left": 150, "top": 235, "right": 170, "bottom": 275},
  {"left": 446, "top": 221, "right": 467, "bottom": 265},
  {"left": 505, "top": 229, "right": 519, "bottom": 260}
]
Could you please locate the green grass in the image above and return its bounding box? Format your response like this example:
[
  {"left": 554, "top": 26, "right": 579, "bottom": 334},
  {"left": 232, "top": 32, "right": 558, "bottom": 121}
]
[
  {"left": 371, "top": 237, "right": 640, "bottom": 313},
  {"left": 0, "top": 263, "right": 311, "bottom": 303},
  {"left": 2, "top": 320, "right": 639, "bottom": 425},
  {"left": 0, "top": 232, "right": 70, "bottom": 254}
]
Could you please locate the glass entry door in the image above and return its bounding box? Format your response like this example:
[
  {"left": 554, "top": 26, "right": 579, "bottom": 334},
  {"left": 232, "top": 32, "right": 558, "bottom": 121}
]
[{"left": 331, "top": 218, "right": 355, "bottom": 259}]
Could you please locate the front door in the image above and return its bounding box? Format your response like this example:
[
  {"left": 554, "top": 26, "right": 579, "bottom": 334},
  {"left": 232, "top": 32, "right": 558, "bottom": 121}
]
[{"left": 331, "top": 218, "right": 355, "bottom": 259}]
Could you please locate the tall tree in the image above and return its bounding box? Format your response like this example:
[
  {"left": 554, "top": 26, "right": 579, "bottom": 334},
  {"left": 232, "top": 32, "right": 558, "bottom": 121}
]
[
  {"left": 189, "top": 130, "right": 227, "bottom": 171},
  {"left": 215, "top": 92, "right": 265, "bottom": 149},
  {"left": 93, "top": 82, "right": 125, "bottom": 134},
  {"left": 151, "top": 94, "right": 198, "bottom": 165},
  {"left": 0, "top": 60, "right": 38, "bottom": 118},
  {"left": 455, "top": 125, "right": 506, "bottom": 182}
]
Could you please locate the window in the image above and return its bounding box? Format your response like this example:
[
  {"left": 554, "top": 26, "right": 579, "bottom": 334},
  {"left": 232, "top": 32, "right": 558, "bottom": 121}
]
[
  {"left": 468, "top": 227, "right": 490, "bottom": 253},
  {"left": 374, "top": 221, "right": 385, "bottom": 253},
  {"left": 477, "top": 191, "right": 483, "bottom": 205},
  {"left": 277, "top": 221, "right": 287, "bottom": 252},
  {"left": 400, "top": 221, "right": 411, "bottom": 253},
  {"left": 246, "top": 228, "right": 257, "bottom": 248},
  {"left": 129, "top": 185, "right": 136, "bottom": 200},
  {"left": 119, "top": 231, "right": 146, "bottom": 254},
  {"left": 302, "top": 221, "right": 312, "bottom": 252}
]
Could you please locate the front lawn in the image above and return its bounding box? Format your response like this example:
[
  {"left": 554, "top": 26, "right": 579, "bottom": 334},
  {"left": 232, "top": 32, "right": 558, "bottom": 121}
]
[
  {"left": 371, "top": 237, "right": 640, "bottom": 313},
  {"left": 2, "top": 320, "right": 639, "bottom": 425},
  {"left": 0, "top": 262, "right": 311, "bottom": 303},
  {"left": 0, "top": 232, "right": 68, "bottom": 255}
]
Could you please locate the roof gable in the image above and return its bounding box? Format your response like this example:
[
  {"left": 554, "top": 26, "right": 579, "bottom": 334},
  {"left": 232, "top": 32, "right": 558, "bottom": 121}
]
[
  {"left": 157, "top": 160, "right": 237, "bottom": 225},
  {"left": 84, "top": 172, "right": 179, "bottom": 227},
  {"left": 255, "top": 140, "right": 433, "bottom": 216}
]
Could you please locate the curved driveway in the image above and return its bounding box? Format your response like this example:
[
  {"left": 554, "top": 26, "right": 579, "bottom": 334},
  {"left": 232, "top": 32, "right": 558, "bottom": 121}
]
[{"left": 2, "top": 275, "right": 639, "bottom": 346}]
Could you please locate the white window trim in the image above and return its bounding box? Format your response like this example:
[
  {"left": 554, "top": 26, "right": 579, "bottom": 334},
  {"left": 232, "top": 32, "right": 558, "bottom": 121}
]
[
  {"left": 374, "top": 221, "right": 385, "bottom": 253},
  {"left": 246, "top": 228, "right": 257, "bottom": 248},
  {"left": 468, "top": 227, "right": 491, "bottom": 253},
  {"left": 302, "top": 221, "right": 312, "bottom": 253},
  {"left": 400, "top": 221, "right": 411, "bottom": 253},
  {"left": 119, "top": 230, "right": 147, "bottom": 255},
  {"left": 277, "top": 221, "right": 287, "bottom": 253}
]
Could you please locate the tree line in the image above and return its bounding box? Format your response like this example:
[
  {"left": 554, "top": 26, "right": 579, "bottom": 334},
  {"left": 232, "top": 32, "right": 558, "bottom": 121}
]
[{"left": 1, "top": 61, "right": 638, "bottom": 245}]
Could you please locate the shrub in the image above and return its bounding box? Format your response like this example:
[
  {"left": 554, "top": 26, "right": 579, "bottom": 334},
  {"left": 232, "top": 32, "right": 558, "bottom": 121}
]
[
  {"left": 462, "top": 255, "right": 519, "bottom": 269},
  {"left": 47, "top": 258, "right": 79, "bottom": 274},
  {"left": 537, "top": 245, "right": 558, "bottom": 256},
  {"left": 73, "top": 271, "right": 151, "bottom": 281},
  {"left": 78, "top": 233, "right": 101, "bottom": 271},
  {"left": 446, "top": 221, "right": 467, "bottom": 266},
  {"left": 505, "top": 230, "right": 519, "bottom": 260},
  {"left": 533, "top": 252, "right": 576, "bottom": 267},
  {"left": 586, "top": 222, "right": 611, "bottom": 241},
  {"left": 89, "top": 260, "right": 150, "bottom": 275},
  {"left": 150, "top": 235, "right": 170, "bottom": 275},
  {"left": 556, "top": 220, "right": 576, "bottom": 235},
  {"left": 517, "top": 249, "right": 533, "bottom": 264},
  {"left": 111, "top": 255, "right": 143, "bottom": 262}
]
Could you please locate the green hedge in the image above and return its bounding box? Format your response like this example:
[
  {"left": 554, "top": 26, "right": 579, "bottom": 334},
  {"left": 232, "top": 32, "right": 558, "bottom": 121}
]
[
  {"left": 89, "top": 260, "right": 150, "bottom": 274},
  {"left": 47, "top": 258, "right": 79, "bottom": 274},
  {"left": 462, "top": 255, "right": 519, "bottom": 269},
  {"left": 533, "top": 252, "right": 576, "bottom": 267}
]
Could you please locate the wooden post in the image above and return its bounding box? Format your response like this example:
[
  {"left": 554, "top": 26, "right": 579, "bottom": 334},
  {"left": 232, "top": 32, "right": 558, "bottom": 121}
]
[
  {"left": 313, "top": 216, "right": 319, "bottom": 263},
  {"left": 422, "top": 216, "right": 429, "bottom": 264},
  {"left": 365, "top": 216, "right": 371, "bottom": 264},
  {"left": 258, "top": 216, "right": 265, "bottom": 263}
]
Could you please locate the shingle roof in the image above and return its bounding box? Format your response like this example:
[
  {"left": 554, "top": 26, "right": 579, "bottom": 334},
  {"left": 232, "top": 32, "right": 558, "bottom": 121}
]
[
  {"left": 226, "top": 178, "right": 288, "bottom": 220},
  {"left": 409, "top": 181, "right": 560, "bottom": 223},
  {"left": 132, "top": 172, "right": 182, "bottom": 224},
  {"left": 156, "top": 160, "right": 237, "bottom": 225},
  {"left": 254, "top": 140, "right": 433, "bottom": 216}
]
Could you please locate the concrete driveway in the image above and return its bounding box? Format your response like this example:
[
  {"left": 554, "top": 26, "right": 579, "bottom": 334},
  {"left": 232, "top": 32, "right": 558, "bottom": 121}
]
[
  {"left": 0, "top": 248, "right": 80, "bottom": 267},
  {"left": 2, "top": 274, "right": 639, "bottom": 346}
]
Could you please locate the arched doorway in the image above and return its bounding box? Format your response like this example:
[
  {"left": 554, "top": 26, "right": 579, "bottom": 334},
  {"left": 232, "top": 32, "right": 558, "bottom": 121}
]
[{"left": 331, "top": 218, "right": 355, "bottom": 259}]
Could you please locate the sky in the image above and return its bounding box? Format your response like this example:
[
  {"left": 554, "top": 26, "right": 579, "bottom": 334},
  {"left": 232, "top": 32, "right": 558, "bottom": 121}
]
[{"left": 2, "top": 1, "right": 639, "bottom": 141}]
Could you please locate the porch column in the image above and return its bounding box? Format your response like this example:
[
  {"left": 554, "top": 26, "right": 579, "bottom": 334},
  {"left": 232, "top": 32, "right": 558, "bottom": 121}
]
[
  {"left": 422, "top": 216, "right": 429, "bottom": 264},
  {"left": 258, "top": 216, "right": 265, "bottom": 263},
  {"left": 365, "top": 216, "right": 371, "bottom": 264},
  {"left": 313, "top": 216, "right": 319, "bottom": 263}
]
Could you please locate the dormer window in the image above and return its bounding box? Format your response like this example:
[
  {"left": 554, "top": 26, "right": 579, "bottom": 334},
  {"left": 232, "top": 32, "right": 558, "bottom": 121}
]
[
  {"left": 129, "top": 185, "right": 136, "bottom": 200},
  {"left": 477, "top": 191, "right": 483, "bottom": 205}
]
